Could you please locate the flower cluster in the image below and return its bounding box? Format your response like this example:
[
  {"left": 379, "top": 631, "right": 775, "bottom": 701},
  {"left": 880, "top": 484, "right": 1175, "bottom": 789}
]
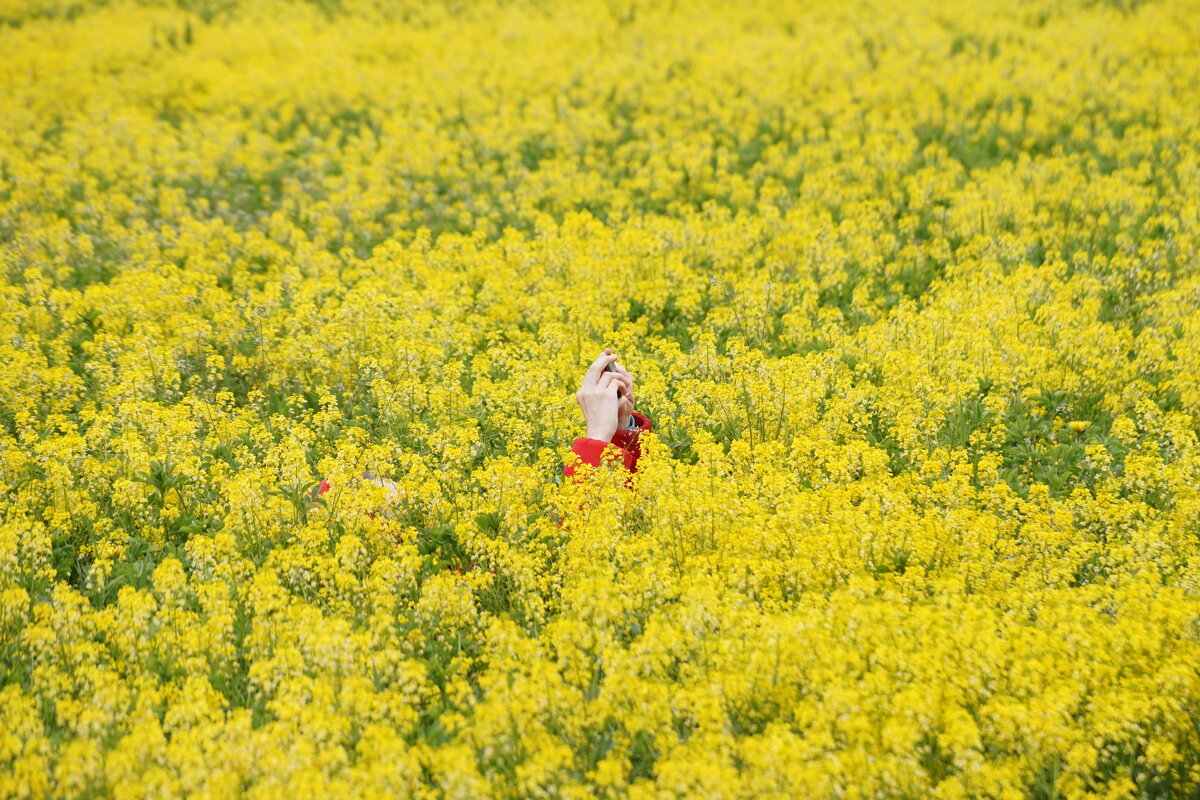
[{"left": 2, "top": 0, "right": 1199, "bottom": 797}]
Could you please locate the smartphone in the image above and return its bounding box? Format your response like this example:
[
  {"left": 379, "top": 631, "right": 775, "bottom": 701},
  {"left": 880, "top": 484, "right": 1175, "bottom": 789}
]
[{"left": 604, "top": 360, "right": 625, "bottom": 397}]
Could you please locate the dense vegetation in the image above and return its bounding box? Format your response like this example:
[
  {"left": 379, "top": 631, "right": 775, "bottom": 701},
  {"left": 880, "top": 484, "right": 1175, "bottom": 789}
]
[{"left": 2, "top": 0, "right": 1199, "bottom": 796}]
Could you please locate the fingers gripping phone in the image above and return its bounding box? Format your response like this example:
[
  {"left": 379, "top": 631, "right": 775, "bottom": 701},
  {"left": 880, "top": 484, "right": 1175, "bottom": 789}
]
[{"left": 604, "top": 361, "right": 625, "bottom": 397}]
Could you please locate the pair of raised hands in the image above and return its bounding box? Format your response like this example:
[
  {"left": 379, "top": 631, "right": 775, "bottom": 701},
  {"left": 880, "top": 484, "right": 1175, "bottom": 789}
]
[{"left": 575, "top": 348, "right": 636, "bottom": 443}]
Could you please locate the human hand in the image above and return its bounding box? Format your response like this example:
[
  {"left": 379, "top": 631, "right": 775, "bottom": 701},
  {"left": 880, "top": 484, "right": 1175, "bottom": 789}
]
[
  {"left": 576, "top": 348, "right": 625, "bottom": 442},
  {"left": 608, "top": 359, "right": 636, "bottom": 430}
]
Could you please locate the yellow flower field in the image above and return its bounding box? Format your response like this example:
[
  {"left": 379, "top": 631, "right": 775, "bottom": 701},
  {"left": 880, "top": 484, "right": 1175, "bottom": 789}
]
[{"left": 2, "top": 0, "right": 1200, "bottom": 796}]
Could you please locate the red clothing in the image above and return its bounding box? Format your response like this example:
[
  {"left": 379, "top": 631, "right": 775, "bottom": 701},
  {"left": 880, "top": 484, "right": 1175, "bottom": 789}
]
[{"left": 563, "top": 411, "right": 652, "bottom": 478}]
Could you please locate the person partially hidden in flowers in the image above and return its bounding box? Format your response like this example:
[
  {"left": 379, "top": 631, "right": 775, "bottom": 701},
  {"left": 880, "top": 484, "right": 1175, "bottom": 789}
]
[
  {"left": 314, "top": 348, "right": 650, "bottom": 507},
  {"left": 564, "top": 347, "right": 651, "bottom": 478}
]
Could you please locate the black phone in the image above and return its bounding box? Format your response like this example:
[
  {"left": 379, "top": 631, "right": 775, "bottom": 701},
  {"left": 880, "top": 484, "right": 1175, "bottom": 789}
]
[{"left": 605, "top": 360, "right": 625, "bottom": 397}]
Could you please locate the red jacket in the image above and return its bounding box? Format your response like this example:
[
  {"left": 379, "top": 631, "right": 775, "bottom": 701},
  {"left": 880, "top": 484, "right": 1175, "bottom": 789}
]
[
  {"left": 563, "top": 411, "right": 652, "bottom": 477},
  {"left": 314, "top": 411, "right": 652, "bottom": 498}
]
